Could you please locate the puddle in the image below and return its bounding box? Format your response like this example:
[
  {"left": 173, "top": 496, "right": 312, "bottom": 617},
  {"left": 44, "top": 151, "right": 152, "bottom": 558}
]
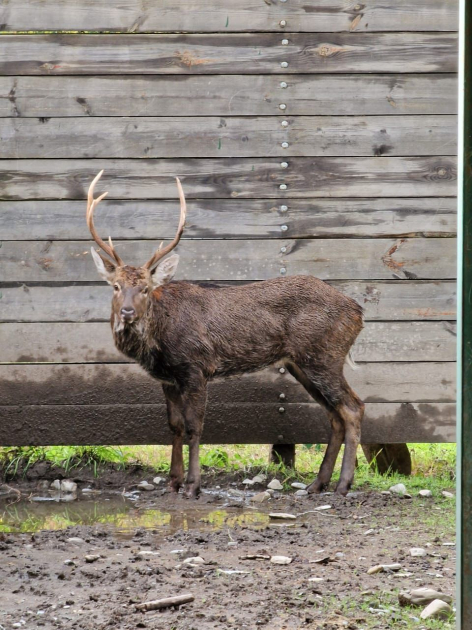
[{"left": 0, "top": 494, "right": 271, "bottom": 535}]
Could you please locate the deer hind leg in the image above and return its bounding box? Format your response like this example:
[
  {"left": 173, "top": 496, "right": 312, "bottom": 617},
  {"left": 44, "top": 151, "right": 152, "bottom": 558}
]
[
  {"left": 287, "top": 363, "right": 365, "bottom": 495},
  {"left": 286, "top": 363, "right": 345, "bottom": 493},
  {"left": 179, "top": 377, "right": 208, "bottom": 500},
  {"left": 334, "top": 381, "right": 365, "bottom": 495},
  {"left": 162, "top": 384, "right": 185, "bottom": 493}
]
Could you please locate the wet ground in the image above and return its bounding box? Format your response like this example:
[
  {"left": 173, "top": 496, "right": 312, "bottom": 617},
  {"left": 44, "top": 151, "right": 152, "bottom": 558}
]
[{"left": 0, "top": 473, "right": 456, "bottom": 630}]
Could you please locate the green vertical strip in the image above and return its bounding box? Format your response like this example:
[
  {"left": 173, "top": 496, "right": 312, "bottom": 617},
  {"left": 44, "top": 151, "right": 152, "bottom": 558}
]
[{"left": 459, "top": 0, "right": 472, "bottom": 625}]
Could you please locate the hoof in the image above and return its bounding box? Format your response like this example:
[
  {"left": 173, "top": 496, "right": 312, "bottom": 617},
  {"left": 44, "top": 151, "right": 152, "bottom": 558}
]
[
  {"left": 169, "top": 479, "right": 183, "bottom": 493},
  {"left": 183, "top": 484, "right": 200, "bottom": 500},
  {"left": 306, "top": 480, "right": 326, "bottom": 494},
  {"left": 335, "top": 483, "right": 351, "bottom": 496}
]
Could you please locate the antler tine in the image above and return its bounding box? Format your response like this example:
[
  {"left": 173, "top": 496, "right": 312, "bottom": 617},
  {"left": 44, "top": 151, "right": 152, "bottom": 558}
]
[
  {"left": 143, "top": 177, "right": 187, "bottom": 270},
  {"left": 86, "top": 170, "right": 124, "bottom": 266}
]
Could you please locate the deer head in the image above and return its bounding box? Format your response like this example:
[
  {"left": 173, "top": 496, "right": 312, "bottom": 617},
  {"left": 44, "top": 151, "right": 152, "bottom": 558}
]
[{"left": 87, "top": 170, "right": 186, "bottom": 327}]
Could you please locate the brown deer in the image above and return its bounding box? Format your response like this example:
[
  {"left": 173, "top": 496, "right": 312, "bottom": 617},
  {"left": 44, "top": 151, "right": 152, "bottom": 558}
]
[{"left": 87, "top": 171, "right": 365, "bottom": 499}]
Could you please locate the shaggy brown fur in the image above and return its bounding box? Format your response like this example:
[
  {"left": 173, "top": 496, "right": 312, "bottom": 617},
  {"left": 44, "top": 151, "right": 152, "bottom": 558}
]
[{"left": 87, "top": 173, "right": 365, "bottom": 499}]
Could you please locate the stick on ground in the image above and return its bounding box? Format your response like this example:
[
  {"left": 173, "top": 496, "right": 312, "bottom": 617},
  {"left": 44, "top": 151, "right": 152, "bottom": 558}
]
[{"left": 135, "top": 593, "right": 195, "bottom": 611}]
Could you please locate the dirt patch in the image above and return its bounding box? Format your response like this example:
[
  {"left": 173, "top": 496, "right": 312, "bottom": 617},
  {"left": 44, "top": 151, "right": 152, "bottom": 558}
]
[{"left": 0, "top": 476, "right": 455, "bottom": 630}]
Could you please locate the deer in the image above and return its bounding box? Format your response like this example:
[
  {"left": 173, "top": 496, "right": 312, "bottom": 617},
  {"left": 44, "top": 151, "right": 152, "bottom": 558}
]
[{"left": 86, "top": 171, "right": 365, "bottom": 499}]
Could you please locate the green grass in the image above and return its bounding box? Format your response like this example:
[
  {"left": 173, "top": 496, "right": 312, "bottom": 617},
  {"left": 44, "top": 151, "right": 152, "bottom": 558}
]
[
  {"left": 315, "top": 590, "right": 455, "bottom": 630},
  {"left": 0, "top": 443, "right": 456, "bottom": 495}
]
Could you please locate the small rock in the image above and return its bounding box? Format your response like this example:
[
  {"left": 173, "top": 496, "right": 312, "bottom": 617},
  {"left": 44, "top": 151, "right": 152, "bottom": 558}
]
[
  {"left": 61, "top": 480, "right": 77, "bottom": 493},
  {"left": 314, "top": 504, "right": 332, "bottom": 511},
  {"left": 242, "top": 478, "right": 255, "bottom": 485},
  {"left": 420, "top": 599, "right": 452, "bottom": 620},
  {"left": 138, "top": 481, "right": 155, "bottom": 491},
  {"left": 399, "top": 587, "right": 453, "bottom": 607},
  {"left": 84, "top": 554, "right": 101, "bottom": 563},
  {"left": 442, "top": 491, "right": 454, "bottom": 498},
  {"left": 364, "top": 529, "right": 375, "bottom": 536},
  {"left": 51, "top": 479, "right": 62, "bottom": 491},
  {"left": 367, "top": 563, "right": 402, "bottom": 575},
  {"left": 60, "top": 493, "right": 77, "bottom": 502},
  {"left": 270, "top": 556, "right": 292, "bottom": 565},
  {"left": 267, "top": 479, "right": 283, "bottom": 491},
  {"left": 63, "top": 559, "right": 75, "bottom": 566},
  {"left": 389, "top": 483, "right": 407, "bottom": 496},
  {"left": 227, "top": 488, "right": 245, "bottom": 497},
  {"left": 250, "top": 491, "right": 271, "bottom": 503},
  {"left": 183, "top": 556, "right": 205, "bottom": 565},
  {"left": 137, "top": 550, "right": 160, "bottom": 556},
  {"left": 381, "top": 491, "right": 392, "bottom": 496},
  {"left": 37, "top": 480, "right": 50, "bottom": 490},
  {"left": 294, "top": 489, "right": 308, "bottom": 497},
  {"left": 152, "top": 477, "right": 164, "bottom": 485},
  {"left": 419, "top": 489, "right": 433, "bottom": 498},
  {"left": 269, "top": 513, "right": 296, "bottom": 520},
  {"left": 66, "top": 537, "right": 85, "bottom": 545},
  {"left": 291, "top": 482, "right": 307, "bottom": 490},
  {"left": 251, "top": 474, "right": 265, "bottom": 484},
  {"left": 308, "top": 577, "right": 324, "bottom": 582},
  {"left": 227, "top": 541, "right": 238, "bottom": 547},
  {"left": 410, "top": 548, "right": 427, "bottom": 557}
]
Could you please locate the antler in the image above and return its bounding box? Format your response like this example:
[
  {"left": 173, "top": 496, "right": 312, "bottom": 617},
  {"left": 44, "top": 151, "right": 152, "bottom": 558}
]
[
  {"left": 143, "top": 177, "right": 187, "bottom": 270},
  {"left": 86, "top": 170, "right": 124, "bottom": 266}
]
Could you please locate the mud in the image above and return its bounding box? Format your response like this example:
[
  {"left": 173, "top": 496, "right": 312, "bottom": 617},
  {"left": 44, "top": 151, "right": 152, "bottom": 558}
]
[{"left": 0, "top": 470, "right": 456, "bottom": 630}]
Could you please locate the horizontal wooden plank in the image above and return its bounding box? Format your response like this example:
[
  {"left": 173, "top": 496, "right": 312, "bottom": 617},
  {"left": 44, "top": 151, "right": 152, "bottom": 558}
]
[
  {"left": 0, "top": 281, "right": 456, "bottom": 323},
  {"left": 0, "top": 198, "right": 457, "bottom": 240},
  {"left": 0, "top": 321, "right": 457, "bottom": 364},
  {"left": 0, "top": 402, "right": 456, "bottom": 446},
  {"left": 0, "top": 75, "right": 457, "bottom": 117},
  {"left": 0, "top": 363, "right": 456, "bottom": 405},
  {"left": 0, "top": 0, "right": 458, "bottom": 33},
  {"left": 1, "top": 116, "right": 458, "bottom": 159},
  {"left": 0, "top": 34, "right": 457, "bottom": 75},
  {"left": 0, "top": 158, "right": 457, "bottom": 200},
  {"left": 0, "top": 238, "right": 456, "bottom": 282}
]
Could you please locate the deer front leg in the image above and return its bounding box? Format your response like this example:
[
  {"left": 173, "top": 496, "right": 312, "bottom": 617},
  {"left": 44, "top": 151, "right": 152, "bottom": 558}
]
[
  {"left": 162, "top": 384, "right": 185, "bottom": 493},
  {"left": 180, "top": 377, "right": 207, "bottom": 499}
]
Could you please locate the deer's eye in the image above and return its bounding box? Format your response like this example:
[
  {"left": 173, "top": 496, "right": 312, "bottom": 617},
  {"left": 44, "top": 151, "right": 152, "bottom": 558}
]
[
  {"left": 113, "top": 284, "right": 120, "bottom": 292},
  {"left": 142, "top": 286, "right": 149, "bottom": 295}
]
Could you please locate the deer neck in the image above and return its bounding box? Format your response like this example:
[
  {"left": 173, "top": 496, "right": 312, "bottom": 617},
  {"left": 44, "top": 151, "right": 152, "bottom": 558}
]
[{"left": 111, "top": 298, "right": 165, "bottom": 363}]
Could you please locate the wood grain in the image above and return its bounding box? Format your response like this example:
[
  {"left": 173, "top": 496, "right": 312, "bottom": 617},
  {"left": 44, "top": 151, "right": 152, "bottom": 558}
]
[
  {"left": 0, "top": 33, "right": 457, "bottom": 75},
  {"left": 0, "top": 281, "right": 456, "bottom": 323},
  {"left": 1, "top": 116, "right": 458, "bottom": 159},
  {"left": 0, "top": 157, "right": 457, "bottom": 200},
  {"left": 0, "top": 197, "right": 457, "bottom": 240},
  {"left": 0, "top": 362, "right": 456, "bottom": 406},
  {"left": 0, "top": 238, "right": 457, "bottom": 282},
  {"left": 0, "top": 403, "right": 456, "bottom": 446},
  {"left": 0, "top": 0, "right": 458, "bottom": 33},
  {"left": 1, "top": 321, "right": 457, "bottom": 364},
  {"left": 0, "top": 75, "right": 457, "bottom": 118}
]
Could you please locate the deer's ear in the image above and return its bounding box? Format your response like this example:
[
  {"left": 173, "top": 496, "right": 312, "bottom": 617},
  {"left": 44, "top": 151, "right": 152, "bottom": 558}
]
[
  {"left": 91, "top": 248, "right": 116, "bottom": 285},
  {"left": 151, "top": 254, "right": 179, "bottom": 287}
]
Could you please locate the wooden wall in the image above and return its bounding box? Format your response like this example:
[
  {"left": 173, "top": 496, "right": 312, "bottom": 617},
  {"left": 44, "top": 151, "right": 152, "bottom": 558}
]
[{"left": 0, "top": 0, "right": 458, "bottom": 446}]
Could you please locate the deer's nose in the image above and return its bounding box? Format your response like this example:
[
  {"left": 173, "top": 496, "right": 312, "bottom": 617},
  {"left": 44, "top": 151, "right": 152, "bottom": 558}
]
[{"left": 120, "top": 307, "right": 136, "bottom": 319}]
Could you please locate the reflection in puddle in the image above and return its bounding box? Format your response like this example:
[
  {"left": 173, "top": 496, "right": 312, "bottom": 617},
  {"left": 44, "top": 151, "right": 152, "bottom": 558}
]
[{"left": 0, "top": 496, "right": 270, "bottom": 535}]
